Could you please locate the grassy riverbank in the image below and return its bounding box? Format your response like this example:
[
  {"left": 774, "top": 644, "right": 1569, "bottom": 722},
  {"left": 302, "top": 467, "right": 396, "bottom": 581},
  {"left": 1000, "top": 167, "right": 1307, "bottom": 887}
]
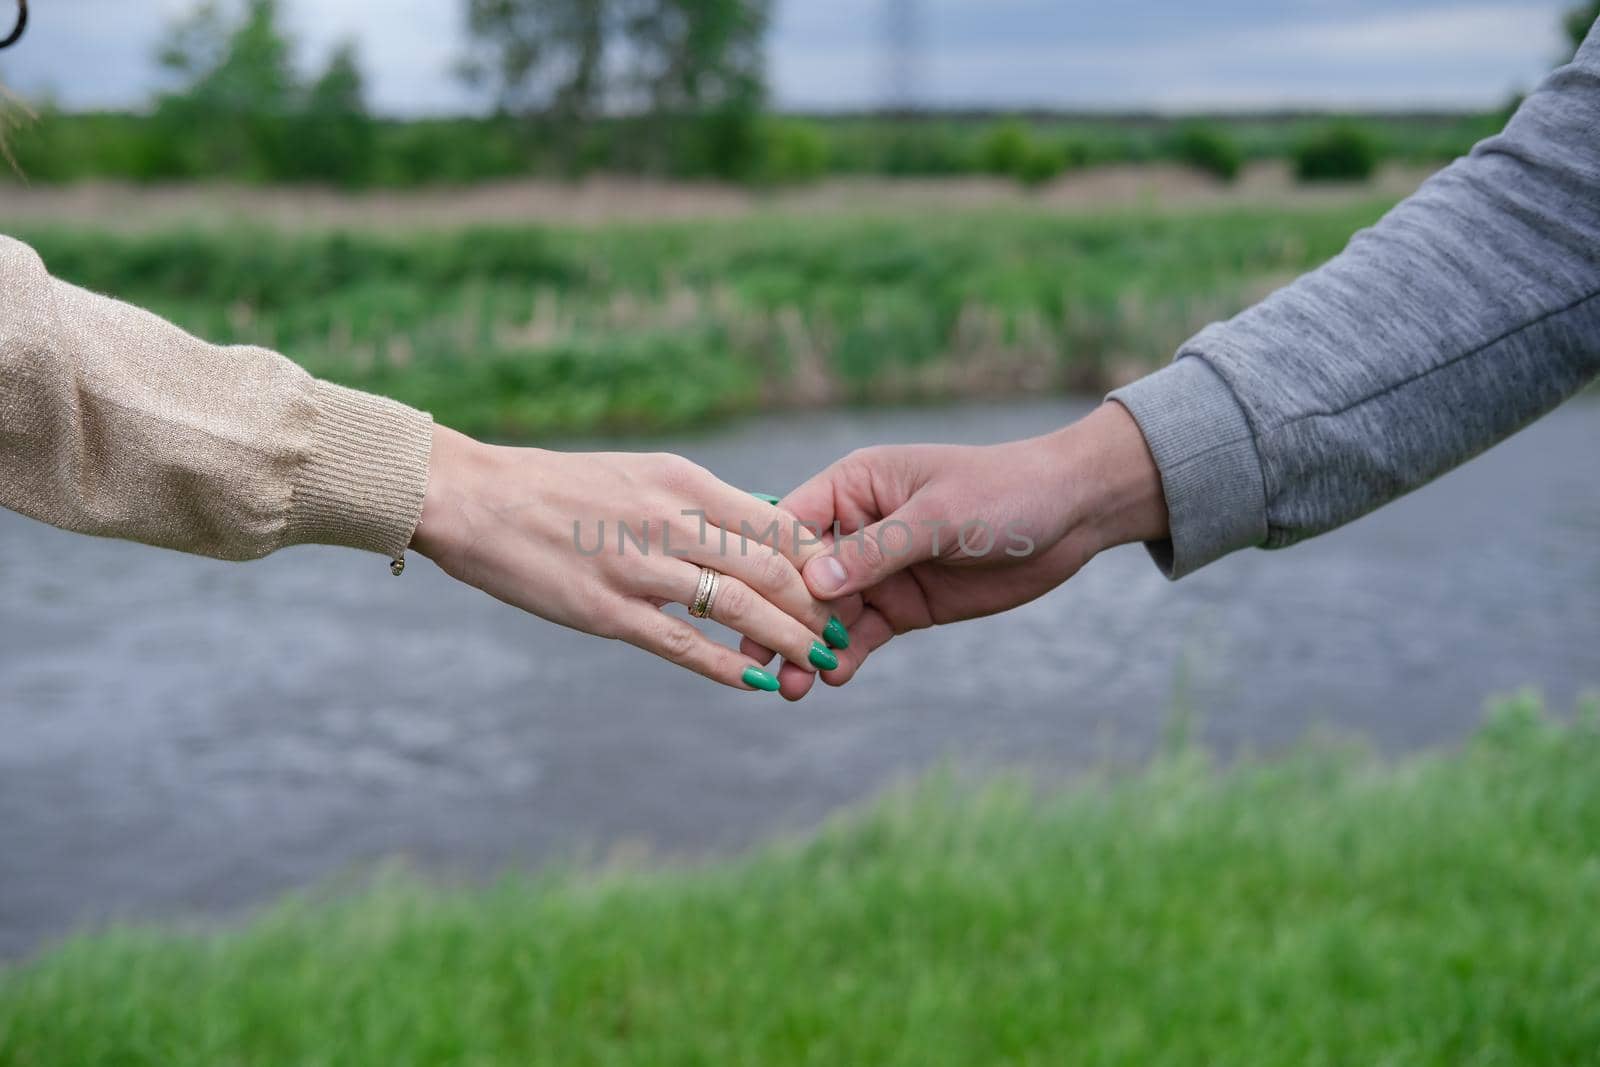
[
  {"left": 3, "top": 695, "right": 1597, "bottom": 1065},
  {"left": 11, "top": 200, "right": 1387, "bottom": 439}
]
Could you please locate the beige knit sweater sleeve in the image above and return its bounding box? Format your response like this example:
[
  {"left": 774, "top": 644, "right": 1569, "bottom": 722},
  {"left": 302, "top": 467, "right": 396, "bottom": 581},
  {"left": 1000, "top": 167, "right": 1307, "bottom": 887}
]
[{"left": 0, "top": 234, "right": 433, "bottom": 562}]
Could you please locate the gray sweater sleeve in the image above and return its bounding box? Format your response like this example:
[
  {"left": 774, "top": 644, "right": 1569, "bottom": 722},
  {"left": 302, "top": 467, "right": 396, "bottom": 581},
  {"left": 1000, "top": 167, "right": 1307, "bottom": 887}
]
[{"left": 1109, "top": 25, "right": 1600, "bottom": 579}]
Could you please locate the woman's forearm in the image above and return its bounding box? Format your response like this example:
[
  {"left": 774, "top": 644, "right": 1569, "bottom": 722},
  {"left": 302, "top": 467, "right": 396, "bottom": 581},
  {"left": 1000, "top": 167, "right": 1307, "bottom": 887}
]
[{"left": 0, "top": 234, "right": 431, "bottom": 562}]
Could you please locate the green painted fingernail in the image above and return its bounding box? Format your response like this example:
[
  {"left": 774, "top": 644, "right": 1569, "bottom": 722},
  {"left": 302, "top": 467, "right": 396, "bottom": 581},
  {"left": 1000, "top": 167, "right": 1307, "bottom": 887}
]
[
  {"left": 750, "top": 492, "right": 782, "bottom": 506},
  {"left": 824, "top": 616, "right": 850, "bottom": 650},
  {"left": 742, "top": 666, "right": 780, "bottom": 691},
  {"left": 808, "top": 641, "right": 839, "bottom": 672}
]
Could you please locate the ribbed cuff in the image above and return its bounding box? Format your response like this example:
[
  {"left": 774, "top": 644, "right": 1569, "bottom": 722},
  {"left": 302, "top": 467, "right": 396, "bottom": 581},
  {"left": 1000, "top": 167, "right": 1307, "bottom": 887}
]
[
  {"left": 1107, "top": 357, "right": 1267, "bottom": 579},
  {"left": 284, "top": 381, "right": 433, "bottom": 559}
]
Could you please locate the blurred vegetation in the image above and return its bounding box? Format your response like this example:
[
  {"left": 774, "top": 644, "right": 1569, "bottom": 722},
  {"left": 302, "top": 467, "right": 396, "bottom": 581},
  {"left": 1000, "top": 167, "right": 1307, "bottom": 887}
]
[
  {"left": 460, "top": 0, "right": 771, "bottom": 179},
  {"left": 0, "top": 0, "right": 1512, "bottom": 189},
  {"left": 976, "top": 120, "right": 1085, "bottom": 187},
  {"left": 1569, "top": 2, "right": 1599, "bottom": 57},
  {"left": 1169, "top": 123, "right": 1243, "bottom": 183},
  {"left": 11, "top": 201, "right": 1389, "bottom": 439},
  {"left": 3, "top": 694, "right": 1597, "bottom": 1064},
  {"left": 14, "top": 0, "right": 1600, "bottom": 189},
  {"left": 131, "top": 0, "right": 377, "bottom": 186},
  {"left": 1293, "top": 123, "right": 1380, "bottom": 183},
  {"left": 0, "top": 106, "right": 1505, "bottom": 189}
]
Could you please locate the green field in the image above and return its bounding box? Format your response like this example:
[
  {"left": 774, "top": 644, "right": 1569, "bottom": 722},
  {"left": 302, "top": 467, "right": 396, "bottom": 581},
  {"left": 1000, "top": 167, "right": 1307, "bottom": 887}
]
[
  {"left": 15, "top": 200, "right": 1389, "bottom": 439},
  {"left": 1, "top": 695, "right": 1596, "bottom": 1065}
]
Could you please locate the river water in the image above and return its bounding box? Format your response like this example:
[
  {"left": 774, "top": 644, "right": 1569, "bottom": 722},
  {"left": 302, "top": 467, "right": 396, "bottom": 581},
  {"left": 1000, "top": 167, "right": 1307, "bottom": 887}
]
[{"left": 2, "top": 398, "right": 1597, "bottom": 958}]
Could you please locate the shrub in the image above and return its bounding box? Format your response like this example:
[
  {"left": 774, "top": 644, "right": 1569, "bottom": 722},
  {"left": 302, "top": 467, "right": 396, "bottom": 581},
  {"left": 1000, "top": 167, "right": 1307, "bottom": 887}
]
[
  {"left": 1016, "top": 142, "right": 1068, "bottom": 187},
  {"left": 977, "top": 121, "right": 1077, "bottom": 187},
  {"left": 1171, "top": 123, "right": 1242, "bottom": 182},
  {"left": 756, "top": 119, "right": 829, "bottom": 184},
  {"left": 880, "top": 125, "right": 974, "bottom": 175},
  {"left": 978, "top": 119, "right": 1033, "bottom": 176},
  {"left": 1293, "top": 122, "right": 1379, "bottom": 183}
]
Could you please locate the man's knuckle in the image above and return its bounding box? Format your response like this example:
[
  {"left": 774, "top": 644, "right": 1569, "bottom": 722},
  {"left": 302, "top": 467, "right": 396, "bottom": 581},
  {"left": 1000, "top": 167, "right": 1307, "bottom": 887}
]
[
  {"left": 855, "top": 531, "right": 886, "bottom": 573},
  {"left": 844, "top": 445, "right": 883, "bottom": 467}
]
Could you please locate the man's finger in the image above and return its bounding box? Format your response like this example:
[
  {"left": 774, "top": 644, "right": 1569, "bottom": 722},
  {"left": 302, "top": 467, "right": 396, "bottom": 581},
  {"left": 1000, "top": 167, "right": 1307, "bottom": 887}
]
[
  {"left": 781, "top": 453, "right": 884, "bottom": 536},
  {"left": 686, "top": 477, "right": 832, "bottom": 573},
  {"left": 801, "top": 502, "right": 942, "bottom": 599}
]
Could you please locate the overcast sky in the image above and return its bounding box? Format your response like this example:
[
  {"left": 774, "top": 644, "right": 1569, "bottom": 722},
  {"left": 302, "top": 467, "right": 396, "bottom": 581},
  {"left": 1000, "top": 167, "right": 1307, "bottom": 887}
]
[{"left": 0, "top": 0, "right": 1576, "bottom": 114}]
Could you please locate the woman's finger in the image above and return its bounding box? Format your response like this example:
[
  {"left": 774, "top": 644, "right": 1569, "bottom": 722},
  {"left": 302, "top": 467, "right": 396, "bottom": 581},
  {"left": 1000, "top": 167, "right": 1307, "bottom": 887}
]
[
  {"left": 679, "top": 528, "right": 833, "bottom": 638},
  {"left": 818, "top": 605, "right": 897, "bottom": 686},
  {"left": 612, "top": 602, "right": 781, "bottom": 693},
  {"left": 731, "top": 525, "right": 863, "bottom": 669},
  {"left": 762, "top": 593, "right": 885, "bottom": 700},
  {"left": 650, "top": 558, "right": 838, "bottom": 676},
  {"left": 674, "top": 473, "right": 832, "bottom": 573},
  {"left": 739, "top": 591, "right": 865, "bottom": 671},
  {"left": 710, "top": 574, "right": 838, "bottom": 675},
  {"left": 740, "top": 636, "right": 776, "bottom": 666}
]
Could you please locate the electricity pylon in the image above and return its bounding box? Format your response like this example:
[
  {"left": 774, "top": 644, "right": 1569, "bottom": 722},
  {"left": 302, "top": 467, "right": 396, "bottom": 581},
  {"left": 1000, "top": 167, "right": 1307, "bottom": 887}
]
[{"left": 882, "top": 0, "right": 922, "bottom": 114}]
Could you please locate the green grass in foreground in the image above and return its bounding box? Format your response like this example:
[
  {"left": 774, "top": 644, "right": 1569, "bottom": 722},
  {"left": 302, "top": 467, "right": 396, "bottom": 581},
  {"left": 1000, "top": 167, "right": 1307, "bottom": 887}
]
[
  {"left": 13, "top": 202, "right": 1388, "bottom": 439},
  {"left": 2, "top": 695, "right": 1598, "bottom": 1066}
]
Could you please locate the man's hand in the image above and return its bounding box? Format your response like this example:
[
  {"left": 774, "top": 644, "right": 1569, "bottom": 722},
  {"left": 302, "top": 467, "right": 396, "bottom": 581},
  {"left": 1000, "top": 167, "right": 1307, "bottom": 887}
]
[{"left": 742, "top": 403, "right": 1168, "bottom": 699}]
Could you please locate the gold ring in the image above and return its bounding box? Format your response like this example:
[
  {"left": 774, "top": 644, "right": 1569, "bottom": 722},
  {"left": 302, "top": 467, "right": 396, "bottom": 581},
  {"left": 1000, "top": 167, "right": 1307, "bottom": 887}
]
[
  {"left": 689, "top": 566, "right": 720, "bottom": 618},
  {"left": 689, "top": 567, "right": 714, "bottom": 615}
]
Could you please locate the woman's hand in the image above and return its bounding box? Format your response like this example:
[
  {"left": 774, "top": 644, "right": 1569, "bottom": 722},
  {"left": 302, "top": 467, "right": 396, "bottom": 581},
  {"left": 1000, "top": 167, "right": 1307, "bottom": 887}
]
[
  {"left": 744, "top": 402, "right": 1168, "bottom": 697},
  {"left": 411, "top": 426, "right": 853, "bottom": 693}
]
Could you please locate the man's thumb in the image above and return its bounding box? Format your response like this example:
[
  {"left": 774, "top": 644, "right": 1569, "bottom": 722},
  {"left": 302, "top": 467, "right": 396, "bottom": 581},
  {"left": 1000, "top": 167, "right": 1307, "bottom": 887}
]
[{"left": 802, "top": 506, "right": 938, "bottom": 599}]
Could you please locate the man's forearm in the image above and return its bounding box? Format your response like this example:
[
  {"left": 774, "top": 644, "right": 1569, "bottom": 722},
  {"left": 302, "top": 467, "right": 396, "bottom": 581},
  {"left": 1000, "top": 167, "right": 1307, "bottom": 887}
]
[{"left": 1111, "top": 25, "right": 1600, "bottom": 579}]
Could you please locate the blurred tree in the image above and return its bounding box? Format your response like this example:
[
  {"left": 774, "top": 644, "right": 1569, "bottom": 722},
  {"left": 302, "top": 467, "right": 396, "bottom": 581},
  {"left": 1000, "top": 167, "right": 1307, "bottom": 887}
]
[
  {"left": 158, "top": 0, "right": 295, "bottom": 112},
  {"left": 460, "top": 0, "right": 770, "bottom": 177},
  {"left": 150, "top": 0, "right": 297, "bottom": 178},
  {"left": 1567, "top": 2, "right": 1598, "bottom": 57},
  {"left": 626, "top": 0, "right": 769, "bottom": 178},
  {"left": 294, "top": 43, "right": 376, "bottom": 185},
  {"left": 145, "top": 1, "right": 375, "bottom": 184},
  {"left": 459, "top": 0, "right": 612, "bottom": 125},
  {"left": 622, "top": 0, "right": 767, "bottom": 116}
]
